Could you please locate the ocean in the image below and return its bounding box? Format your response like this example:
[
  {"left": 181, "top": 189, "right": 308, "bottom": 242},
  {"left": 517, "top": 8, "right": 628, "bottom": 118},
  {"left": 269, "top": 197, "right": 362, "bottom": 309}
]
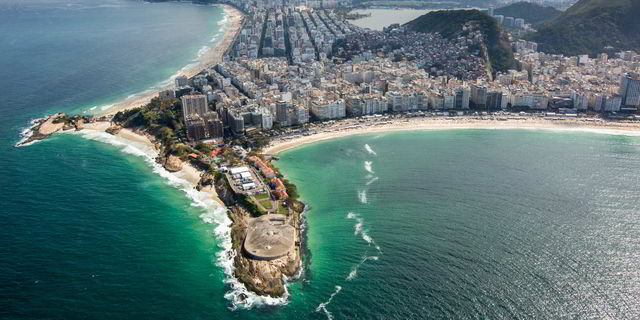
[{"left": 2, "top": 1, "right": 640, "bottom": 319}]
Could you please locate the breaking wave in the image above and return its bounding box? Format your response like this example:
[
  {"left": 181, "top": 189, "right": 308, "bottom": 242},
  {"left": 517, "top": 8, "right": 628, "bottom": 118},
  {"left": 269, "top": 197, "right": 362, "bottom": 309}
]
[
  {"left": 364, "top": 143, "right": 377, "bottom": 156},
  {"left": 364, "top": 161, "right": 374, "bottom": 174},
  {"left": 71, "top": 130, "right": 289, "bottom": 310},
  {"left": 357, "top": 189, "right": 367, "bottom": 204},
  {"left": 99, "top": 103, "right": 115, "bottom": 111},
  {"left": 315, "top": 285, "right": 342, "bottom": 320},
  {"left": 15, "top": 117, "right": 44, "bottom": 147},
  {"left": 217, "top": 12, "right": 229, "bottom": 26},
  {"left": 346, "top": 212, "right": 381, "bottom": 252},
  {"left": 346, "top": 255, "right": 379, "bottom": 281},
  {"left": 365, "top": 176, "right": 379, "bottom": 186},
  {"left": 197, "top": 45, "right": 209, "bottom": 58}
]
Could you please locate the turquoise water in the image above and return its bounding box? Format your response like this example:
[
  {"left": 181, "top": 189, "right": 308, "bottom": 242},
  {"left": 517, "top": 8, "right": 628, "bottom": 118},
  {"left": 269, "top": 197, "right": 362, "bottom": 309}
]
[
  {"left": 2, "top": 1, "right": 640, "bottom": 319},
  {"left": 276, "top": 130, "right": 640, "bottom": 319}
]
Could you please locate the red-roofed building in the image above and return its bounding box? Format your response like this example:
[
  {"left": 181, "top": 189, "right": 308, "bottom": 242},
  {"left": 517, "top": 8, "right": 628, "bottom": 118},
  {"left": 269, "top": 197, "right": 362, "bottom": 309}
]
[
  {"left": 249, "top": 156, "right": 276, "bottom": 178},
  {"left": 271, "top": 178, "right": 288, "bottom": 200},
  {"left": 211, "top": 148, "right": 223, "bottom": 157}
]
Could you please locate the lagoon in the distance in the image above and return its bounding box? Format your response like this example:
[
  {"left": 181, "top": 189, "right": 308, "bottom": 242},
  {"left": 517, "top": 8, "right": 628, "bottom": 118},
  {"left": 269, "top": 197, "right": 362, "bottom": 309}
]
[{"left": 349, "top": 8, "right": 435, "bottom": 30}]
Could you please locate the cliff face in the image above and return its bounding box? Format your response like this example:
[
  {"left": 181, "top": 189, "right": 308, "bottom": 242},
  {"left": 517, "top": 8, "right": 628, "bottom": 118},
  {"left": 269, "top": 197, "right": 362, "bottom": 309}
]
[
  {"left": 163, "top": 155, "right": 183, "bottom": 172},
  {"left": 231, "top": 207, "right": 300, "bottom": 297},
  {"left": 215, "top": 176, "right": 301, "bottom": 298},
  {"left": 225, "top": 203, "right": 300, "bottom": 298}
]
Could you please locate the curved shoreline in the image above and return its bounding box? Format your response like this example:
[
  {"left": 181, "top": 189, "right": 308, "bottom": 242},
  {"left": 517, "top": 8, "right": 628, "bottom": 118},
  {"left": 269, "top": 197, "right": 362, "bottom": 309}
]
[
  {"left": 264, "top": 116, "right": 640, "bottom": 154},
  {"left": 95, "top": 4, "right": 244, "bottom": 117}
]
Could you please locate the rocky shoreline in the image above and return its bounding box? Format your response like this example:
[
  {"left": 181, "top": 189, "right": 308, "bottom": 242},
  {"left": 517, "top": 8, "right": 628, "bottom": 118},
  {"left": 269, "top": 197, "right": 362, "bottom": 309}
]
[
  {"left": 214, "top": 169, "right": 303, "bottom": 298},
  {"left": 12, "top": 1, "right": 302, "bottom": 303},
  {"left": 16, "top": 113, "right": 113, "bottom": 147}
]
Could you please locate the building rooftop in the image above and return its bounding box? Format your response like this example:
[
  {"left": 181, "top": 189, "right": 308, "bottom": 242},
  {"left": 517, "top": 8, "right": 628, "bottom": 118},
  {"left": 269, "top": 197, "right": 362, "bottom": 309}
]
[{"left": 243, "top": 215, "right": 295, "bottom": 260}]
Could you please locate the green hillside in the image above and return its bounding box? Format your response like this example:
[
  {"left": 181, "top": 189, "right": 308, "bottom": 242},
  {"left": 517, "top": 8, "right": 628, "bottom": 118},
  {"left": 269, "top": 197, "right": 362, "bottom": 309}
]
[
  {"left": 404, "top": 10, "right": 517, "bottom": 74},
  {"left": 494, "top": 2, "right": 562, "bottom": 25},
  {"left": 529, "top": 0, "right": 640, "bottom": 56}
]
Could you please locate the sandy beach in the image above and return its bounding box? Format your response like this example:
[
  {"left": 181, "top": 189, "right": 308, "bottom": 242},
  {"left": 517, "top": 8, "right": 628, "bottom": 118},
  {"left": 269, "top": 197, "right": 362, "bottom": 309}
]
[
  {"left": 96, "top": 4, "right": 244, "bottom": 118},
  {"left": 77, "top": 121, "right": 223, "bottom": 205},
  {"left": 264, "top": 115, "right": 640, "bottom": 154},
  {"left": 67, "top": 2, "right": 246, "bottom": 206}
]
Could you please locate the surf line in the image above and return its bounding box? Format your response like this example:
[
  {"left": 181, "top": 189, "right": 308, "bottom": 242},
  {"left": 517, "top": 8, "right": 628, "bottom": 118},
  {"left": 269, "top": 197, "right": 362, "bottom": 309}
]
[
  {"left": 71, "top": 130, "right": 288, "bottom": 310},
  {"left": 347, "top": 252, "right": 379, "bottom": 281},
  {"left": 357, "top": 189, "right": 368, "bottom": 204},
  {"left": 315, "top": 285, "right": 342, "bottom": 320},
  {"left": 364, "top": 143, "right": 377, "bottom": 156},
  {"left": 364, "top": 160, "right": 374, "bottom": 174},
  {"left": 346, "top": 212, "right": 381, "bottom": 253},
  {"left": 315, "top": 212, "right": 382, "bottom": 317}
]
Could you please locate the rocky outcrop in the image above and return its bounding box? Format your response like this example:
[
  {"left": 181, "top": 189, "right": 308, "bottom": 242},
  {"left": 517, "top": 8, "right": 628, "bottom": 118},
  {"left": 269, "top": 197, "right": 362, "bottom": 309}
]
[
  {"left": 214, "top": 175, "right": 237, "bottom": 206},
  {"left": 105, "top": 125, "right": 122, "bottom": 135},
  {"left": 196, "top": 172, "right": 215, "bottom": 191},
  {"left": 228, "top": 206, "right": 301, "bottom": 298},
  {"left": 16, "top": 113, "right": 66, "bottom": 146},
  {"left": 38, "top": 113, "right": 66, "bottom": 135},
  {"left": 163, "top": 155, "right": 183, "bottom": 172},
  {"left": 74, "top": 119, "right": 84, "bottom": 131},
  {"left": 234, "top": 250, "right": 299, "bottom": 297}
]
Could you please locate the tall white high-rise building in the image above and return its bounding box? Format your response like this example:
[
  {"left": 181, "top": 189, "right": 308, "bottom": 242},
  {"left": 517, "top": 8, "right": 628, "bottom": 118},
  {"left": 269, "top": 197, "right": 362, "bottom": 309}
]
[{"left": 619, "top": 73, "right": 640, "bottom": 107}]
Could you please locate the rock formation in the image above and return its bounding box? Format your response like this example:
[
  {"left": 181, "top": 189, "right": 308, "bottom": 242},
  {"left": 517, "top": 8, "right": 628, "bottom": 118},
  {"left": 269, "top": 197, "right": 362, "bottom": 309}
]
[{"left": 163, "top": 155, "right": 183, "bottom": 172}]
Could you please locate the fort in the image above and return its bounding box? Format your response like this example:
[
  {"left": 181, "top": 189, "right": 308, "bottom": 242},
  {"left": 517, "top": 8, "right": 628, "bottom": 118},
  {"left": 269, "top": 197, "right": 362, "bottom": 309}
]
[{"left": 243, "top": 215, "right": 296, "bottom": 261}]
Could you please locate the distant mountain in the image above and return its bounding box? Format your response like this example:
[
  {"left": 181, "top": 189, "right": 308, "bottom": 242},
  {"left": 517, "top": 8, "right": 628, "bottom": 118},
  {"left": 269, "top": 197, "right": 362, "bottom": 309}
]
[
  {"left": 404, "top": 9, "right": 517, "bottom": 74},
  {"left": 494, "top": 2, "right": 562, "bottom": 25},
  {"left": 529, "top": 0, "right": 640, "bottom": 56}
]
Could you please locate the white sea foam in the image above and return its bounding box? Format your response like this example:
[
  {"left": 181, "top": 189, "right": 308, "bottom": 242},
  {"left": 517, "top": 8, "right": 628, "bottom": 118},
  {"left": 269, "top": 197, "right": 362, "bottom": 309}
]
[
  {"left": 346, "top": 255, "right": 379, "bottom": 281},
  {"left": 364, "top": 161, "right": 374, "bottom": 174},
  {"left": 530, "top": 127, "right": 640, "bottom": 137},
  {"left": 100, "top": 103, "right": 115, "bottom": 111},
  {"left": 217, "top": 14, "right": 229, "bottom": 26},
  {"left": 197, "top": 45, "right": 209, "bottom": 58},
  {"left": 365, "top": 176, "right": 379, "bottom": 186},
  {"left": 346, "top": 212, "right": 381, "bottom": 252},
  {"left": 316, "top": 285, "right": 342, "bottom": 320},
  {"left": 89, "top": 106, "right": 97, "bottom": 111},
  {"left": 81, "top": 5, "right": 230, "bottom": 116},
  {"left": 364, "top": 144, "right": 377, "bottom": 156},
  {"left": 72, "top": 130, "right": 290, "bottom": 310},
  {"left": 15, "top": 118, "right": 44, "bottom": 147},
  {"left": 357, "top": 189, "right": 368, "bottom": 204}
]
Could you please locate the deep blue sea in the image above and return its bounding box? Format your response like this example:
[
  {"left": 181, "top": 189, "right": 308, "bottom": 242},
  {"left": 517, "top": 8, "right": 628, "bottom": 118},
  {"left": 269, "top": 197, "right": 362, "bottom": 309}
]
[{"left": 2, "top": 1, "right": 640, "bottom": 319}]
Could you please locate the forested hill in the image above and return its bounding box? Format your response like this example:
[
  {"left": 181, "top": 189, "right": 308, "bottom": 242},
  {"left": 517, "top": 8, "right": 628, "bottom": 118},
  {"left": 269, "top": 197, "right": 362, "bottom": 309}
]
[
  {"left": 494, "top": 2, "right": 562, "bottom": 25},
  {"left": 404, "top": 10, "right": 517, "bottom": 74},
  {"left": 529, "top": 0, "right": 640, "bottom": 56}
]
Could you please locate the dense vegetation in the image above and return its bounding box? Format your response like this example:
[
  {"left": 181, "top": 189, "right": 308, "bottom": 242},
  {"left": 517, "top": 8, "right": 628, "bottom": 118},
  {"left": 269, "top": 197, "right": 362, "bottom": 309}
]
[
  {"left": 112, "top": 98, "right": 187, "bottom": 149},
  {"left": 352, "top": 0, "right": 501, "bottom": 9},
  {"left": 529, "top": 0, "right": 640, "bottom": 56},
  {"left": 404, "top": 9, "right": 518, "bottom": 73},
  {"left": 494, "top": 2, "right": 562, "bottom": 25}
]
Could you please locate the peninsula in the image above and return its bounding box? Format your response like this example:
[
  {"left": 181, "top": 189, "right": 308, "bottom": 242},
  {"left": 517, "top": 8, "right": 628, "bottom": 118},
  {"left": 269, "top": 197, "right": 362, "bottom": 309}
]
[{"left": 17, "top": 0, "right": 640, "bottom": 303}]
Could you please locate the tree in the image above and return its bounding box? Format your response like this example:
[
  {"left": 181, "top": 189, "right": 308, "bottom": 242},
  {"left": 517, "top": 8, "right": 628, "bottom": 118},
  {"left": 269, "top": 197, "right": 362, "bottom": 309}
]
[{"left": 195, "top": 142, "right": 213, "bottom": 154}]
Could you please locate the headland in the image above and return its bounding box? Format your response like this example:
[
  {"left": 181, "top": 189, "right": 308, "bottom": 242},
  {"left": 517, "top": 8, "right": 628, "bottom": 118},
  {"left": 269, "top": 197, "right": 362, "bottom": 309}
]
[{"left": 15, "top": 0, "right": 640, "bottom": 308}]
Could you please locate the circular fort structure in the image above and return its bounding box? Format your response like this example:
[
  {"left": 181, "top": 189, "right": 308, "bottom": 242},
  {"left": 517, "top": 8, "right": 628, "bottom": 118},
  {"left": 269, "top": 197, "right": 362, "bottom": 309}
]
[{"left": 243, "top": 215, "right": 295, "bottom": 261}]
